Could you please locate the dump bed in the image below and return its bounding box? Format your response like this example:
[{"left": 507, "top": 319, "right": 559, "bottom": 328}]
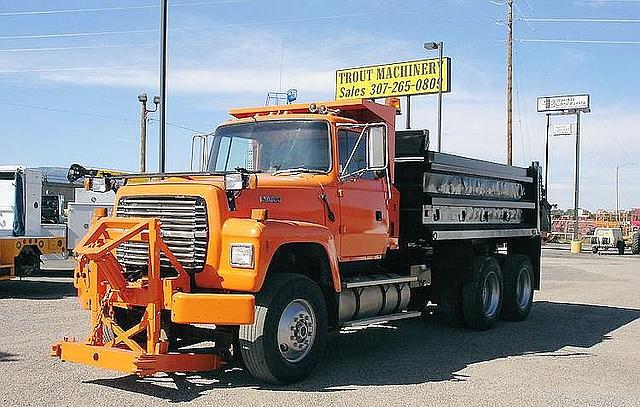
[{"left": 393, "top": 130, "right": 541, "bottom": 245}]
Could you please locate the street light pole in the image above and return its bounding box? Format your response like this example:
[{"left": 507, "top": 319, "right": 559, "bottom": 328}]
[
  {"left": 139, "top": 94, "right": 148, "bottom": 173},
  {"left": 138, "top": 94, "right": 159, "bottom": 173},
  {"left": 424, "top": 41, "right": 444, "bottom": 152}
]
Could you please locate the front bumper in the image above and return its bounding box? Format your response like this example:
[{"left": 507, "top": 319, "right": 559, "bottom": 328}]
[
  {"left": 51, "top": 341, "right": 225, "bottom": 376},
  {"left": 171, "top": 292, "right": 255, "bottom": 324}
]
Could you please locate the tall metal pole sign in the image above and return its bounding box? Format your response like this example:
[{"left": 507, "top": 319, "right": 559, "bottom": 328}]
[{"left": 537, "top": 94, "right": 591, "bottom": 247}]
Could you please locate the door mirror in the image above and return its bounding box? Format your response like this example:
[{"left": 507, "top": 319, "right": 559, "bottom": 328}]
[{"left": 367, "top": 125, "right": 387, "bottom": 171}]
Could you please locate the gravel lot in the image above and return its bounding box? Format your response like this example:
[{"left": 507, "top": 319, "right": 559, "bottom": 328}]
[{"left": 1, "top": 249, "right": 639, "bottom": 406}]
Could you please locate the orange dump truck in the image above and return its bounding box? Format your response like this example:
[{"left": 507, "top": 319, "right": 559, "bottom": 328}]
[{"left": 52, "top": 99, "right": 546, "bottom": 383}]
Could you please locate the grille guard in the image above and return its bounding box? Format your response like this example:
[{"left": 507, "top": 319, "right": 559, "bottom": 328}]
[{"left": 51, "top": 217, "right": 225, "bottom": 376}]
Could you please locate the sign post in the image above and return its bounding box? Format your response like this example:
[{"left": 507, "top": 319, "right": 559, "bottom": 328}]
[{"left": 537, "top": 94, "right": 591, "bottom": 253}]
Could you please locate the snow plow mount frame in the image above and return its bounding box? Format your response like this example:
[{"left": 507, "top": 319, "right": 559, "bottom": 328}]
[{"left": 51, "top": 217, "right": 225, "bottom": 376}]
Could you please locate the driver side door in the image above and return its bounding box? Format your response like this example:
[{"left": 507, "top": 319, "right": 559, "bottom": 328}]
[{"left": 337, "top": 128, "right": 390, "bottom": 259}]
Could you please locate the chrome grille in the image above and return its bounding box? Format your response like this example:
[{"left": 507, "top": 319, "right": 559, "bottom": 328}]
[{"left": 115, "top": 196, "right": 208, "bottom": 273}]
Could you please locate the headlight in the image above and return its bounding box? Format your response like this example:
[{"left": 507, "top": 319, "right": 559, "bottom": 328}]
[
  {"left": 224, "top": 173, "right": 244, "bottom": 191},
  {"left": 230, "top": 244, "right": 254, "bottom": 268}
]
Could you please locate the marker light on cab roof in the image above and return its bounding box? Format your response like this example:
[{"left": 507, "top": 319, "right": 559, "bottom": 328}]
[{"left": 385, "top": 97, "right": 401, "bottom": 115}]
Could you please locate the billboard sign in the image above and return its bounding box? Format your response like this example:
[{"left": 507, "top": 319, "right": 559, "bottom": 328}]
[
  {"left": 335, "top": 57, "right": 451, "bottom": 101},
  {"left": 537, "top": 94, "right": 590, "bottom": 113}
]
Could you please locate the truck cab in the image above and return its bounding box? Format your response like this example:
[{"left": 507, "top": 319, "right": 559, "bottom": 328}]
[{"left": 53, "top": 99, "right": 545, "bottom": 384}]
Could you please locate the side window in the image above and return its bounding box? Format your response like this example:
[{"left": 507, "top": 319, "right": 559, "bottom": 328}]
[{"left": 338, "top": 129, "right": 372, "bottom": 179}]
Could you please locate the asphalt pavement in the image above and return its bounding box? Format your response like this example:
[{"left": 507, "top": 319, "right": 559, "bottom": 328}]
[{"left": 1, "top": 249, "right": 639, "bottom": 406}]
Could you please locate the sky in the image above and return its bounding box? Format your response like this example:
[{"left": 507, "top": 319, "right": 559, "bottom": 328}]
[{"left": 1, "top": 0, "right": 639, "bottom": 210}]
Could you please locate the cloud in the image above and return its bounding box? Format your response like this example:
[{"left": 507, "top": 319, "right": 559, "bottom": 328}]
[{"left": 2, "top": 12, "right": 638, "bottom": 211}]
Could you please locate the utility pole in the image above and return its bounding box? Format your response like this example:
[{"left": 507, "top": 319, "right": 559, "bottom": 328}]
[
  {"left": 159, "top": 0, "right": 168, "bottom": 173},
  {"left": 616, "top": 166, "right": 620, "bottom": 222},
  {"left": 437, "top": 41, "right": 443, "bottom": 152},
  {"left": 506, "top": 0, "right": 513, "bottom": 165},
  {"left": 138, "top": 94, "right": 159, "bottom": 173}
]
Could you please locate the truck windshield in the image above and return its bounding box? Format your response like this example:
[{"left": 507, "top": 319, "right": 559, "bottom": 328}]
[{"left": 207, "top": 120, "right": 330, "bottom": 174}]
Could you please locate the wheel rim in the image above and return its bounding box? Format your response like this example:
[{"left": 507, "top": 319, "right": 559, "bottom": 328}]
[
  {"left": 277, "top": 299, "right": 316, "bottom": 363},
  {"left": 516, "top": 266, "right": 532, "bottom": 310},
  {"left": 481, "top": 271, "right": 500, "bottom": 318}
]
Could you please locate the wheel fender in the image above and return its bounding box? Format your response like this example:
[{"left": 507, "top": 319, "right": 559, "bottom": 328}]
[{"left": 217, "top": 218, "right": 341, "bottom": 293}]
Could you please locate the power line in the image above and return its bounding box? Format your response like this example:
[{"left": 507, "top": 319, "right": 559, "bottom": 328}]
[
  {"left": 0, "top": 6, "right": 430, "bottom": 43},
  {"left": 0, "top": 1, "right": 254, "bottom": 17},
  {"left": 0, "top": 29, "right": 157, "bottom": 40},
  {"left": 0, "top": 101, "right": 206, "bottom": 133},
  {"left": 149, "top": 118, "right": 204, "bottom": 133},
  {"left": 519, "top": 17, "right": 640, "bottom": 23},
  {"left": 572, "top": 0, "right": 640, "bottom": 2},
  {"left": 0, "top": 43, "right": 156, "bottom": 53},
  {"left": 0, "top": 66, "right": 130, "bottom": 74},
  {"left": 0, "top": 6, "right": 433, "bottom": 53},
  {"left": 0, "top": 101, "right": 137, "bottom": 122},
  {"left": 516, "top": 38, "right": 640, "bottom": 44}
]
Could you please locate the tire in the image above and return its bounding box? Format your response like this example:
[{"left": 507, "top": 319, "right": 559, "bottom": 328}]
[
  {"left": 501, "top": 255, "right": 534, "bottom": 321},
  {"left": 632, "top": 232, "right": 640, "bottom": 255},
  {"left": 14, "top": 247, "right": 41, "bottom": 276},
  {"left": 618, "top": 241, "right": 625, "bottom": 255},
  {"left": 239, "top": 273, "right": 327, "bottom": 384},
  {"left": 462, "top": 256, "right": 503, "bottom": 330},
  {"left": 438, "top": 291, "right": 465, "bottom": 328},
  {"left": 592, "top": 246, "right": 598, "bottom": 254}
]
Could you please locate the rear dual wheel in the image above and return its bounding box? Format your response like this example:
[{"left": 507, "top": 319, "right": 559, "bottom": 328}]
[
  {"left": 501, "top": 255, "right": 534, "bottom": 321},
  {"left": 462, "top": 256, "right": 503, "bottom": 330}
]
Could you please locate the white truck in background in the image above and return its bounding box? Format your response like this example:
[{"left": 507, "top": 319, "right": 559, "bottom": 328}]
[
  {"left": 0, "top": 166, "right": 69, "bottom": 278},
  {"left": 0, "top": 165, "right": 116, "bottom": 279}
]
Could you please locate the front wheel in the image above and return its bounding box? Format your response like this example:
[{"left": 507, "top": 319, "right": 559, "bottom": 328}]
[
  {"left": 239, "top": 273, "right": 327, "bottom": 384},
  {"left": 462, "top": 256, "right": 503, "bottom": 330}
]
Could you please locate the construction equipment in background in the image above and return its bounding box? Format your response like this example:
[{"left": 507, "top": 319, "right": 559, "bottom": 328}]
[
  {"left": 52, "top": 98, "right": 548, "bottom": 383},
  {"left": 590, "top": 227, "right": 626, "bottom": 255},
  {"left": 0, "top": 166, "right": 69, "bottom": 278}
]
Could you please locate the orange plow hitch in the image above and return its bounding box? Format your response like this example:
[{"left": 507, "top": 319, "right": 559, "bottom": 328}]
[{"left": 51, "top": 217, "right": 227, "bottom": 377}]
